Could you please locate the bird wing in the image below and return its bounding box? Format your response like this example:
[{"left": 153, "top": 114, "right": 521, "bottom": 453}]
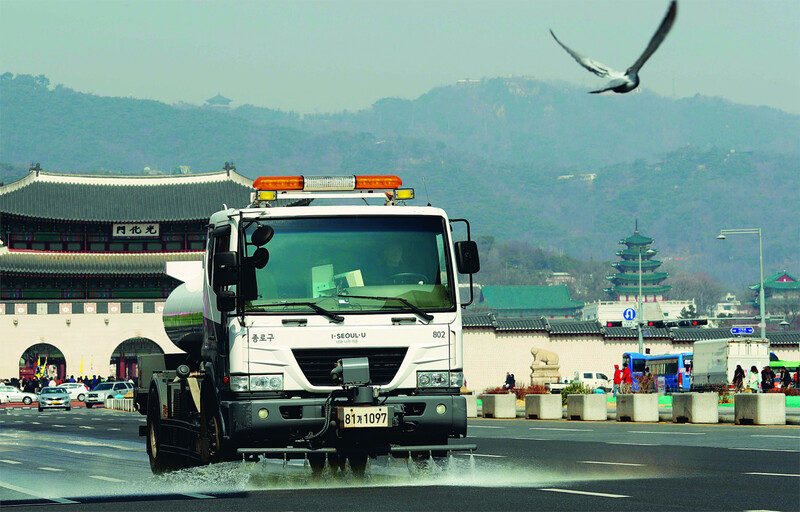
[
  {"left": 627, "top": 0, "right": 677, "bottom": 74},
  {"left": 589, "top": 78, "right": 629, "bottom": 94},
  {"left": 549, "top": 29, "right": 618, "bottom": 78}
]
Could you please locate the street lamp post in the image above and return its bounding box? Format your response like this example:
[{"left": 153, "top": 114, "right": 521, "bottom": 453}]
[
  {"left": 717, "top": 228, "right": 766, "bottom": 339},
  {"left": 636, "top": 248, "right": 656, "bottom": 354}
]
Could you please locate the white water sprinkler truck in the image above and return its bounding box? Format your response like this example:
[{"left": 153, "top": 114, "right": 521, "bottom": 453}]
[{"left": 135, "top": 174, "right": 480, "bottom": 474}]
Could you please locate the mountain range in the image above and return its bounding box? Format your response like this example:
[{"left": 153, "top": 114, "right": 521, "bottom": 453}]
[{"left": 1, "top": 73, "right": 798, "bottom": 287}]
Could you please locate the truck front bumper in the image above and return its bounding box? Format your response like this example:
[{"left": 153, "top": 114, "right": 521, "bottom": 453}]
[{"left": 221, "top": 394, "right": 467, "bottom": 450}]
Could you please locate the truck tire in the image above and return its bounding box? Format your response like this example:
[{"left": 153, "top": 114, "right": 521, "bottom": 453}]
[
  {"left": 347, "top": 452, "right": 368, "bottom": 475},
  {"left": 147, "top": 389, "right": 177, "bottom": 474},
  {"left": 86, "top": 403, "right": 93, "bottom": 409}
]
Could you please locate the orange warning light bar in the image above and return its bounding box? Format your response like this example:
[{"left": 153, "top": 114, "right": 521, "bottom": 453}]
[{"left": 253, "top": 175, "right": 402, "bottom": 192}]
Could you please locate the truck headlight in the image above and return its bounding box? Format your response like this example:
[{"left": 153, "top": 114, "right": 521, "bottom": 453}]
[
  {"left": 230, "top": 376, "right": 249, "bottom": 392},
  {"left": 417, "top": 371, "right": 460, "bottom": 388},
  {"left": 250, "top": 374, "right": 283, "bottom": 391}
]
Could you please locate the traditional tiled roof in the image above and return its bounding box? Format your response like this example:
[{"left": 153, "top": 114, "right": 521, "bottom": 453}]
[
  {"left": 749, "top": 271, "right": 800, "bottom": 291},
  {"left": 548, "top": 320, "right": 603, "bottom": 335},
  {"left": 0, "top": 249, "right": 202, "bottom": 275},
  {"left": 606, "top": 285, "right": 672, "bottom": 294},
  {"left": 462, "top": 312, "right": 496, "bottom": 328},
  {"left": 612, "top": 260, "right": 662, "bottom": 270},
  {"left": 206, "top": 93, "right": 232, "bottom": 105},
  {"left": 481, "top": 285, "right": 584, "bottom": 311},
  {"left": 608, "top": 272, "right": 668, "bottom": 283},
  {"left": 0, "top": 169, "right": 255, "bottom": 222},
  {"left": 617, "top": 248, "right": 659, "bottom": 258},
  {"left": 620, "top": 231, "right": 653, "bottom": 245},
  {"left": 603, "top": 326, "right": 671, "bottom": 338},
  {"left": 767, "top": 331, "right": 800, "bottom": 346},
  {"left": 495, "top": 317, "right": 548, "bottom": 332}
]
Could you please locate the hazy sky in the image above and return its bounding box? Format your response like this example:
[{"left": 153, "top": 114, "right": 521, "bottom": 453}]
[{"left": 2, "top": 0, "right": 798, "bottom": 115}]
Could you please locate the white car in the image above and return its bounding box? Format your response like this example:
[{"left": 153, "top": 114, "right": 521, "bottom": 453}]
[
  {"left": 0, "top": 385, "right": 37, "bottom": 405},
  {"left": 85, "top": 381, "right": 134, "bottom": 408},
  {"left": 579, "top": 371, "right": 612, "bottom": 392},
  {"left": 60, "top": 382, "right": 90, "bottom": 402}
]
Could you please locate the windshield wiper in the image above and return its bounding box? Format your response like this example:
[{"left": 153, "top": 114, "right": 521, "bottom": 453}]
[
  {"left": 253, "top": 301, "right": 344, "bottom": 323},
  {"left": 342, "top": 294, "right": 434, "bottom": 322}
]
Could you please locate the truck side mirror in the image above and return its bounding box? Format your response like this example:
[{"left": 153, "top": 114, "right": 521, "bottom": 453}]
[
  {"left": 454, "top": 241, "right": 480, "bottom": 274},
  {"left": 251, "top": 225, "right": 274, "bottom": 247},
  {"left": 217, "top": 290, "right": 236, "bottom": 312},
  {"left": 213, "top": 251, "right": 239, "bottom": 288}
]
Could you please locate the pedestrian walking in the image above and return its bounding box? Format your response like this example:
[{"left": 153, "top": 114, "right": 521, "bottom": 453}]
[
  {"left": 761, "top": 366, "right": 775, "bottom": 393},
  {"left": 732, "top": 365, "right": 745, "bottom": 393},
  {"left": 746, "top": 366, "right": 760, "bottom": 393},
  {"left": 613, "top": 364, "right": 622, "bottom": 396},
  {"left": 622, "top": 365, "right": 633, "bottom": 394},
  {"left": 779, "top": 367, "right": 791, "bottom": 389}
]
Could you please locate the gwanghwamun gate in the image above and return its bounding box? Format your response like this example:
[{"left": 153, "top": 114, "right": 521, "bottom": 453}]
[{"left": 1, "top": 165, "right": 797, "bottom": 393}]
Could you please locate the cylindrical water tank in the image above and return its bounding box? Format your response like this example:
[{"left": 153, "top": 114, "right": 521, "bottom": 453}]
[{"left": 162, "top": 282, "right": 204, "bottom": 357}]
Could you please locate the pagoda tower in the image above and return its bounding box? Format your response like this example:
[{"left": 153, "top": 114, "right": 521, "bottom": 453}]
[{"left": 605, "top": 221, "right": 671, "bottom": 303}]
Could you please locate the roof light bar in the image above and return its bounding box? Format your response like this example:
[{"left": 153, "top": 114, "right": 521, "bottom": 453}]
[{"left": 253, "top": 175, "right": 402, "bottom": 192}]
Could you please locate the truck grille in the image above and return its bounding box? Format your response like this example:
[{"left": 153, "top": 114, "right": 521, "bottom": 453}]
[{"left": 292, "top": 347, "right": 408, "bottom": 386}]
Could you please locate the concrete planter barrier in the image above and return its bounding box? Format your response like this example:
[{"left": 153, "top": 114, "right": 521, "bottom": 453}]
[
  {"left": 567, "top": 394, "right": 606, "bottom": 421},
  {"left": 465, "top": 394, "right": 478, "bottom": 418},
  {"left": 735, "top": 393, "right": 786, "bottom": 425},
  {"left": 525, "top": 394, "right": 563, "bottom": 420},
  {"left": 481, "top": 393, "right": 516, "bottom": 418},
  {"left": 673, "top": 392, "right": 719, "bottom": 424},
  {"left": 616, "top": 393, "right": 658, "bottom": 422}
]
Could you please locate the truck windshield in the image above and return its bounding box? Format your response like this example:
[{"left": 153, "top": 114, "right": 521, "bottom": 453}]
[{"left": 243, "top": 216, "right": 455, "bottom": 315}]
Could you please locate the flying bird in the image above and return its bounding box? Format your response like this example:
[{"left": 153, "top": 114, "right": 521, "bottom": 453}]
[{"left": 550, "top": 0, "right": 677, "bottom": 94}]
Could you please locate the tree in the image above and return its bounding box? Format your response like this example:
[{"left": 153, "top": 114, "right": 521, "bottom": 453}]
[
  {"left": 668, "top": 272, "right": 724, "bottom": 316},
  {"left": 679, "top": 304, "right": 698, "bottom": 319}
]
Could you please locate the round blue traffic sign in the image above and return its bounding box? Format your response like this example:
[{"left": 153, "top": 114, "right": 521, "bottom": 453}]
[{"left": 623, "top": 308, "right": 636, "bottom": 321}]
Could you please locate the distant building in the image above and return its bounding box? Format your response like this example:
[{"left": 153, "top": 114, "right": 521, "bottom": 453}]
[
  {"left": 750, "top": 270, "right": 800, "bottom": 316},
  {"left": 546, "top": 272, "right": 575, "bottom": 287},
  {"left": 205, "top": 93, "right": 232, "bottom": 109},
  {"left": 712, "top": 293, "right": 750, "bottom": 319},
  {"left": 478, "top": 285, "right": 584, "bottom": 319},
  {"left": 583, "top": 222, "right": 693, "bottom": 324}
]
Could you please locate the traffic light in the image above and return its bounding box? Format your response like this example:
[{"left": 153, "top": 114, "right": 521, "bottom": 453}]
[
  {"left": 647, "top": 321, "right": 666, "bottom": 328},
  {"left": 606, "top": 321, "right": 622, "bottom": 327},
  {"left": 678, "top": 319, "right": 708, "bottom": 327}
]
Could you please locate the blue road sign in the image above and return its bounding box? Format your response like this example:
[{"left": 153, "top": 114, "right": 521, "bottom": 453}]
[
  {"left": 623, "top": 308, "right": 636, "bottom": 321},
  {"left": 731, "top": 326, "right": 755, "bottom": 335}
]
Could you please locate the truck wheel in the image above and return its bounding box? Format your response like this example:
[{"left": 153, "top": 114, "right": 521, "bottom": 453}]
[
  {"left": 147, "top": 391, "right": 177, "bottom": 474},
  {"left": 347, "top": 452, "right": 368, "bottom": 475},
  {"left": 308, "top": 453, "right": 327, "bottom": 475},
  {"left": 86, "top": 403, "right": 93, "bottom": 409}
]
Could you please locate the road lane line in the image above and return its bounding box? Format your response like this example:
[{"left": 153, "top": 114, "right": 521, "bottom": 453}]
[
  {"left": 469, "top": 426, "right": 505, "bottom": 429},
  {"left": 79, "top": 426, "right": 94, "bottom": 429},
  {"left": 579, "top": 460, "right": 646, "bottom": 467},
  {"left": 539, "top": 488, "right": 629, "bottom": 498},
  {"left": 628, "top": 431, "right": 705, "bottom": 435},
  {"left": 509, "top": 437, "right": 548, "bottom": 441},
  {"left": 743, "top": 472, "right": 800, "bottom": 478},
  {"left": 52, "top": 424, "right": 66, "bottom": 428},
  {"left": 89, "top": 475, "right": 125, "bottom": 482},
  {"left": 31, "top": 422, "right": 41, "bottom": 425},
  {"left": 528, "top": 427, "right": 592, "bottom": 432},
  {"left": 0, "top": 480, "right": 78, "bottom": 504},
  {"left": 729, "top": 447, "right": 799, "bottom": 453},
  {"left": 455, "top": 453, "right": 507, "bottom": 458},
  {"left": 108, "top": 428, "right": 121, "bottom": 431},
  {"left": 606, "top": 442, "right": 658, "bottom": 446},
  {"left": 39, "top": 467, "right": 65, "bottom": 472},
  {"left": 750, "top": 435, "right": 800, "bottom": 439},
  {"left": 0, "top": 459, "right": 21, "bottom": 464},
  {"left": 183, "top": 493, "right": 215, "bottom": 499}
]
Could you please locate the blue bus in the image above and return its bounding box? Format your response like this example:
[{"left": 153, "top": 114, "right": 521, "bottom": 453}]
[
  {"left": 646, "top": 352, "right": 692, "bottom": 393},
  {"left": 621, "top": 352, "right": 692, "bottom": 393}
]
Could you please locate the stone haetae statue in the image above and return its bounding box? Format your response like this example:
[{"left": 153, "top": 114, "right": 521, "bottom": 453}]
[{"left": 530, "top": 347, "right": 561, "bottom": 386}]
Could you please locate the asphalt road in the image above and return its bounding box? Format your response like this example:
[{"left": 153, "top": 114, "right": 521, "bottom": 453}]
[{"left": 1, "top": 407, "right": 798, "bottom": 511}]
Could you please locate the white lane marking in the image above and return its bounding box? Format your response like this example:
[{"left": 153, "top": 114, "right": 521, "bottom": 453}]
[
  {"left": 628, "top": 431, "right": 705, "bottom": 435},
  {"left": 750, "top": 435, "right": 800, "bottom": 439},
  {"left": 743, "top": 472, "right": 800, "bottom": 478},
  {"left": 183, "top": 493, "right": 215, "bottom": 499},
  {"left": 79, "top": 426, "right": 94, "bottom": 429},
  {"left": 14, "top": 420, "right": 23, "bottom": 423},
  {"left": 108, "top": 428, "right": 121, "bottom": 431},
  {"left": 729, "top": 447, "right": 799, "bottom": 453},
  {"left": 39, "top": 467, "right": 65, "bottom": 472},
  {"left": 469, "top": 425, "right": 505, "bottom": 429},
  {"left": 0, "top": 480, "right": 78, "bottom": 504},
  {"left": 539, "top": 488, "right": 629, "bottom": 498},
  {"left": 606, "top": 442, "right": 658, "bottom": 446},
  {"left": 455, "top": 453, "right": 507, "bottom": 458},
  {"left": 31, "top": 422, "right": 41, "bottom": 425},
  {"left": 52, "top": 424, "right": 66, "bottom": 428},
  {"left": 0, "top": 459, "right": 21, "bottom": 464},
  {"left": 579, "top": 460, "right": 646, "bottom": 467},
  {"left": 89, "top": 475, "right": 125, "bottom": 482},
  {"left": 529, "top": 427, "right": 593, "bottom": 432},
  {"left": 509, "top": 437, "right": 548, "bottom": 441}
]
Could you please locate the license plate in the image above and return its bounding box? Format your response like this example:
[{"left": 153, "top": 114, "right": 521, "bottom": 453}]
[{"left": 338, "top": 406, "right": 389, "bottom": 428}]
